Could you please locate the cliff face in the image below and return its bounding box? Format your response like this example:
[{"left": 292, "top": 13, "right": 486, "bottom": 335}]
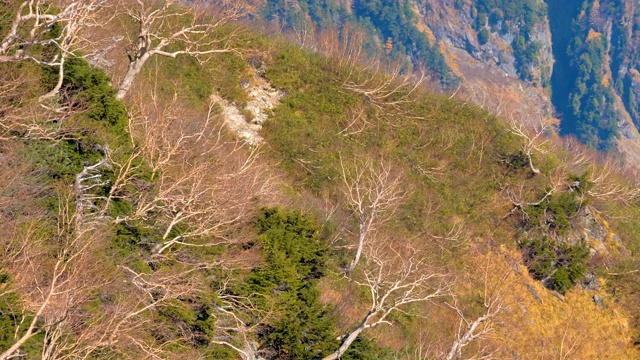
[
  {"left": 419, "top": 0, "right": 553, "bottom": 87},
  {"left": 413, "top": 0, "right": 553, "bottom": 128}
]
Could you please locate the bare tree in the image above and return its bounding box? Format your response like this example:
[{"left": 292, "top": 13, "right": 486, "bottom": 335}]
[
  {"left": 586, "top": 158, "right": 640, "bottom": 207},
  {"left": 35, "top": 260, "right": 207, "bottom": 360},
  {"left": 341, "top": 61, "right": 427, "bottom": 116},
  {"left": 210, "top": 277, "right": 270, "bottom": 360},
  {"left": 39, "top": 0, "right": 115, "bottom": 99},
  {"left": 507, "top": 113, "right": 555, "bottom": 175},
  {"left": 117, "top": 89, "right": 276, "bottom": 255},
  {"left": 115, "top": 0, "right": 244, "bottom": 99},
  {"left": 444, "top": 261, "right": 508, "bottom": 360},
  {"left": 0, "top": 193, "right": 109, "bottom": 360},
  {"left": 340, "top": 156, "right": 405, "bottom": 273},
  {"left": 0, "top": 0, "right": 62, "bottom": 61},
  {"left": 323, "top": 239, "right": 450, "bottom": 360},
  {"left": 317, "top": 24, "right": 367, "bottom": 70},
  {"left": 0, "top": 0, "right": 115, "bottom": 99}
]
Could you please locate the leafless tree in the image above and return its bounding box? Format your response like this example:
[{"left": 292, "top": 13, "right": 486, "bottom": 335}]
[
  {"left": 39, "top": 0, "right": 115, "bottom": 99},
  {"left": 0, "top": 0, "right": 62, "bottom": 61},
  {"left": 444, "top": 262, "right": 508, "bottom": 360},
  {"left": 317, "top": 25, "right": 367, "bottom": 70},
  {"left": 340, "top": 155, "right": 405, "bottom": 273},
  {"left": 116, "top": 89, "right": 276, "bottom": 255},
  {"left": 558, "top": 138, "right": 640, "bottom": 209},
  {"left": 585, "top": 158, "right": 640, "bottom": 207},
  {"left": 34, "top": 259, "right": 208, "bottom": 360},
  {"left": 0, "top": 193, "right": 110, "bottom": 360},
  {"left": 210, "top": 276, "right": 270, "bottom": 360},
  {"left": 341, "top": 61, "right": 427, "bottom": 117},
  {"left": 115, "top": 0, "right": 244, "bottom": 99},
  {"left": 507, "top": 113, "right": 555, "bottom": 175},
  {"left": 0, "top": 0, "right": 115, "bottom": 99},
  {"left": 323, "top": 238, "right": 450, "bottom": 360}
]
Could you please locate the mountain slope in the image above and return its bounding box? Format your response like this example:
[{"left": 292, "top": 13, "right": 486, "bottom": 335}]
[
  {"left": 252, "top": 0, "right": 640, "bottom": 164},
  {"left": 1, "top": 1, "right": 640, "bottom": 359}
]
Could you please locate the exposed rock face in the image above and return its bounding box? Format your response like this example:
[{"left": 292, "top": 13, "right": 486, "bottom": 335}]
[
  {"left": 420, "top": 0, "right": 552, "bottom": 87},
  {"left": 415, "top": 0, "right": 553, "bottom": 131},
  {"left": 245, "top": 79, "right": 283, "bottom": 126},
  {"left": 212, "top": 77, "right": 282, "bottom": 146},
  {"left": 578, "top": 207, "right": 608, "bottom": 244},
  {"left": 415, "top": 0, "right": 640, "bottom": 166}
]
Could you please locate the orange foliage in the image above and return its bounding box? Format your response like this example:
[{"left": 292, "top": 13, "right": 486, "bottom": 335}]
[
  {"left": 479, "top": 247, "right": 636, "bottom": 359},
  {"left": 587, "top": 29, "right": 602, "bottom": 41}
]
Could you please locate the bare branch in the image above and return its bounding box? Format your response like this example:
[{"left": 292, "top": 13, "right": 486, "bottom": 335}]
[
  {"left": 506, "top": 112, "right": 555, "bottom": 175},
  {"left": 341, "top": 61, "right": 427, "bottom": 119},
  {"left": 444, "top": 260, "right": 509, "bottom": 360},
  {"left": 115, "top": 0, "right": 244, "bottom": 99},
  {"left": 340, "top": 155, "right": 405, "bottom": 273},
  {"left": 119, "top": 89, "right": 277, "bottom": 255},
  {"left": 0, "top": 0, "right": 116, "bottom": 99},
  {"left": 323, "top": 238, "right": 450, "bottom": 360}
]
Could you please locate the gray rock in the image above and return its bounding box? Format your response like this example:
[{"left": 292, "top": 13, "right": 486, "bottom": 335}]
[
  {"left": 551, "top": 291, "right": 565, "bottom": 302},
  {"left": 581, "top": 273, "right": 600, "bottom": 291},
  {"left": 580, "top": 207, "right": 607, "bottom": 243},
  {"left": 526, "top": 284, "right": 542, "bottom": 303},
  {"left": 593, "top": 295, "right": 605, "bottom": 307}
]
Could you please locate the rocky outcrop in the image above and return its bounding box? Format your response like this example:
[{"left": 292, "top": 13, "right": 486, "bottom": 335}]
[{"left": 212, "top": 77, "right": 282, "bottom": 146}]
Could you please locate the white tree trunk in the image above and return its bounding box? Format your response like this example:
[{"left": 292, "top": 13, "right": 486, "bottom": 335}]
[
  {"left": 116, "top": 52, "right": 151, "bottom": 100},
  {"left": 346, "top": 213, "right": 367, "bottom": 273},
  {"left": 40, "top": 55, "right": 66, "bottom": 100},
  {"left": 528, "top": 152, "right": 540, "bottom": 174},
  {"left": 323, "top": 311, "right": 376, "bottom": 360}
]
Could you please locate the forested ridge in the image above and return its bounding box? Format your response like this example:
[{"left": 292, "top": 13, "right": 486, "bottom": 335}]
[{"left": 1, "top": 1, "right": 640, "bottom": 359}]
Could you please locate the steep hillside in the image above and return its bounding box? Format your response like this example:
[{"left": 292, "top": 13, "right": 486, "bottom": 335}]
[
  {"left": 1, "top": 1, "right": 640, "bottom": 359},
  {"left": 249, "top": 0, "right": 640, "bottom": 165},
  {"left": 418, "top": 0, "right": 640, "bottom": 158}
]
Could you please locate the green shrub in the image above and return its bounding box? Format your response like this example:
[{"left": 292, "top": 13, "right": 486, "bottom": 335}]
[
  {"left": 522, "top": 236, "right": 590, "bottom": 294},
  {"left": 550, "top": 267, "right": 572, "bottom": 294},
  {"left": 522, "top": 237, "right": 555, "bottom": 279},
  {"left": 478, "top": 28, "right": 491, "bottom": 45},
  {"left": 240, "top": 208, "right": 336, "bottom": 359},
  {"left": 558, "top": 241, "right": 590, "bottom": 284},
  {"left": 61, "top": 58, "right": 127, "bottom": 130}
]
